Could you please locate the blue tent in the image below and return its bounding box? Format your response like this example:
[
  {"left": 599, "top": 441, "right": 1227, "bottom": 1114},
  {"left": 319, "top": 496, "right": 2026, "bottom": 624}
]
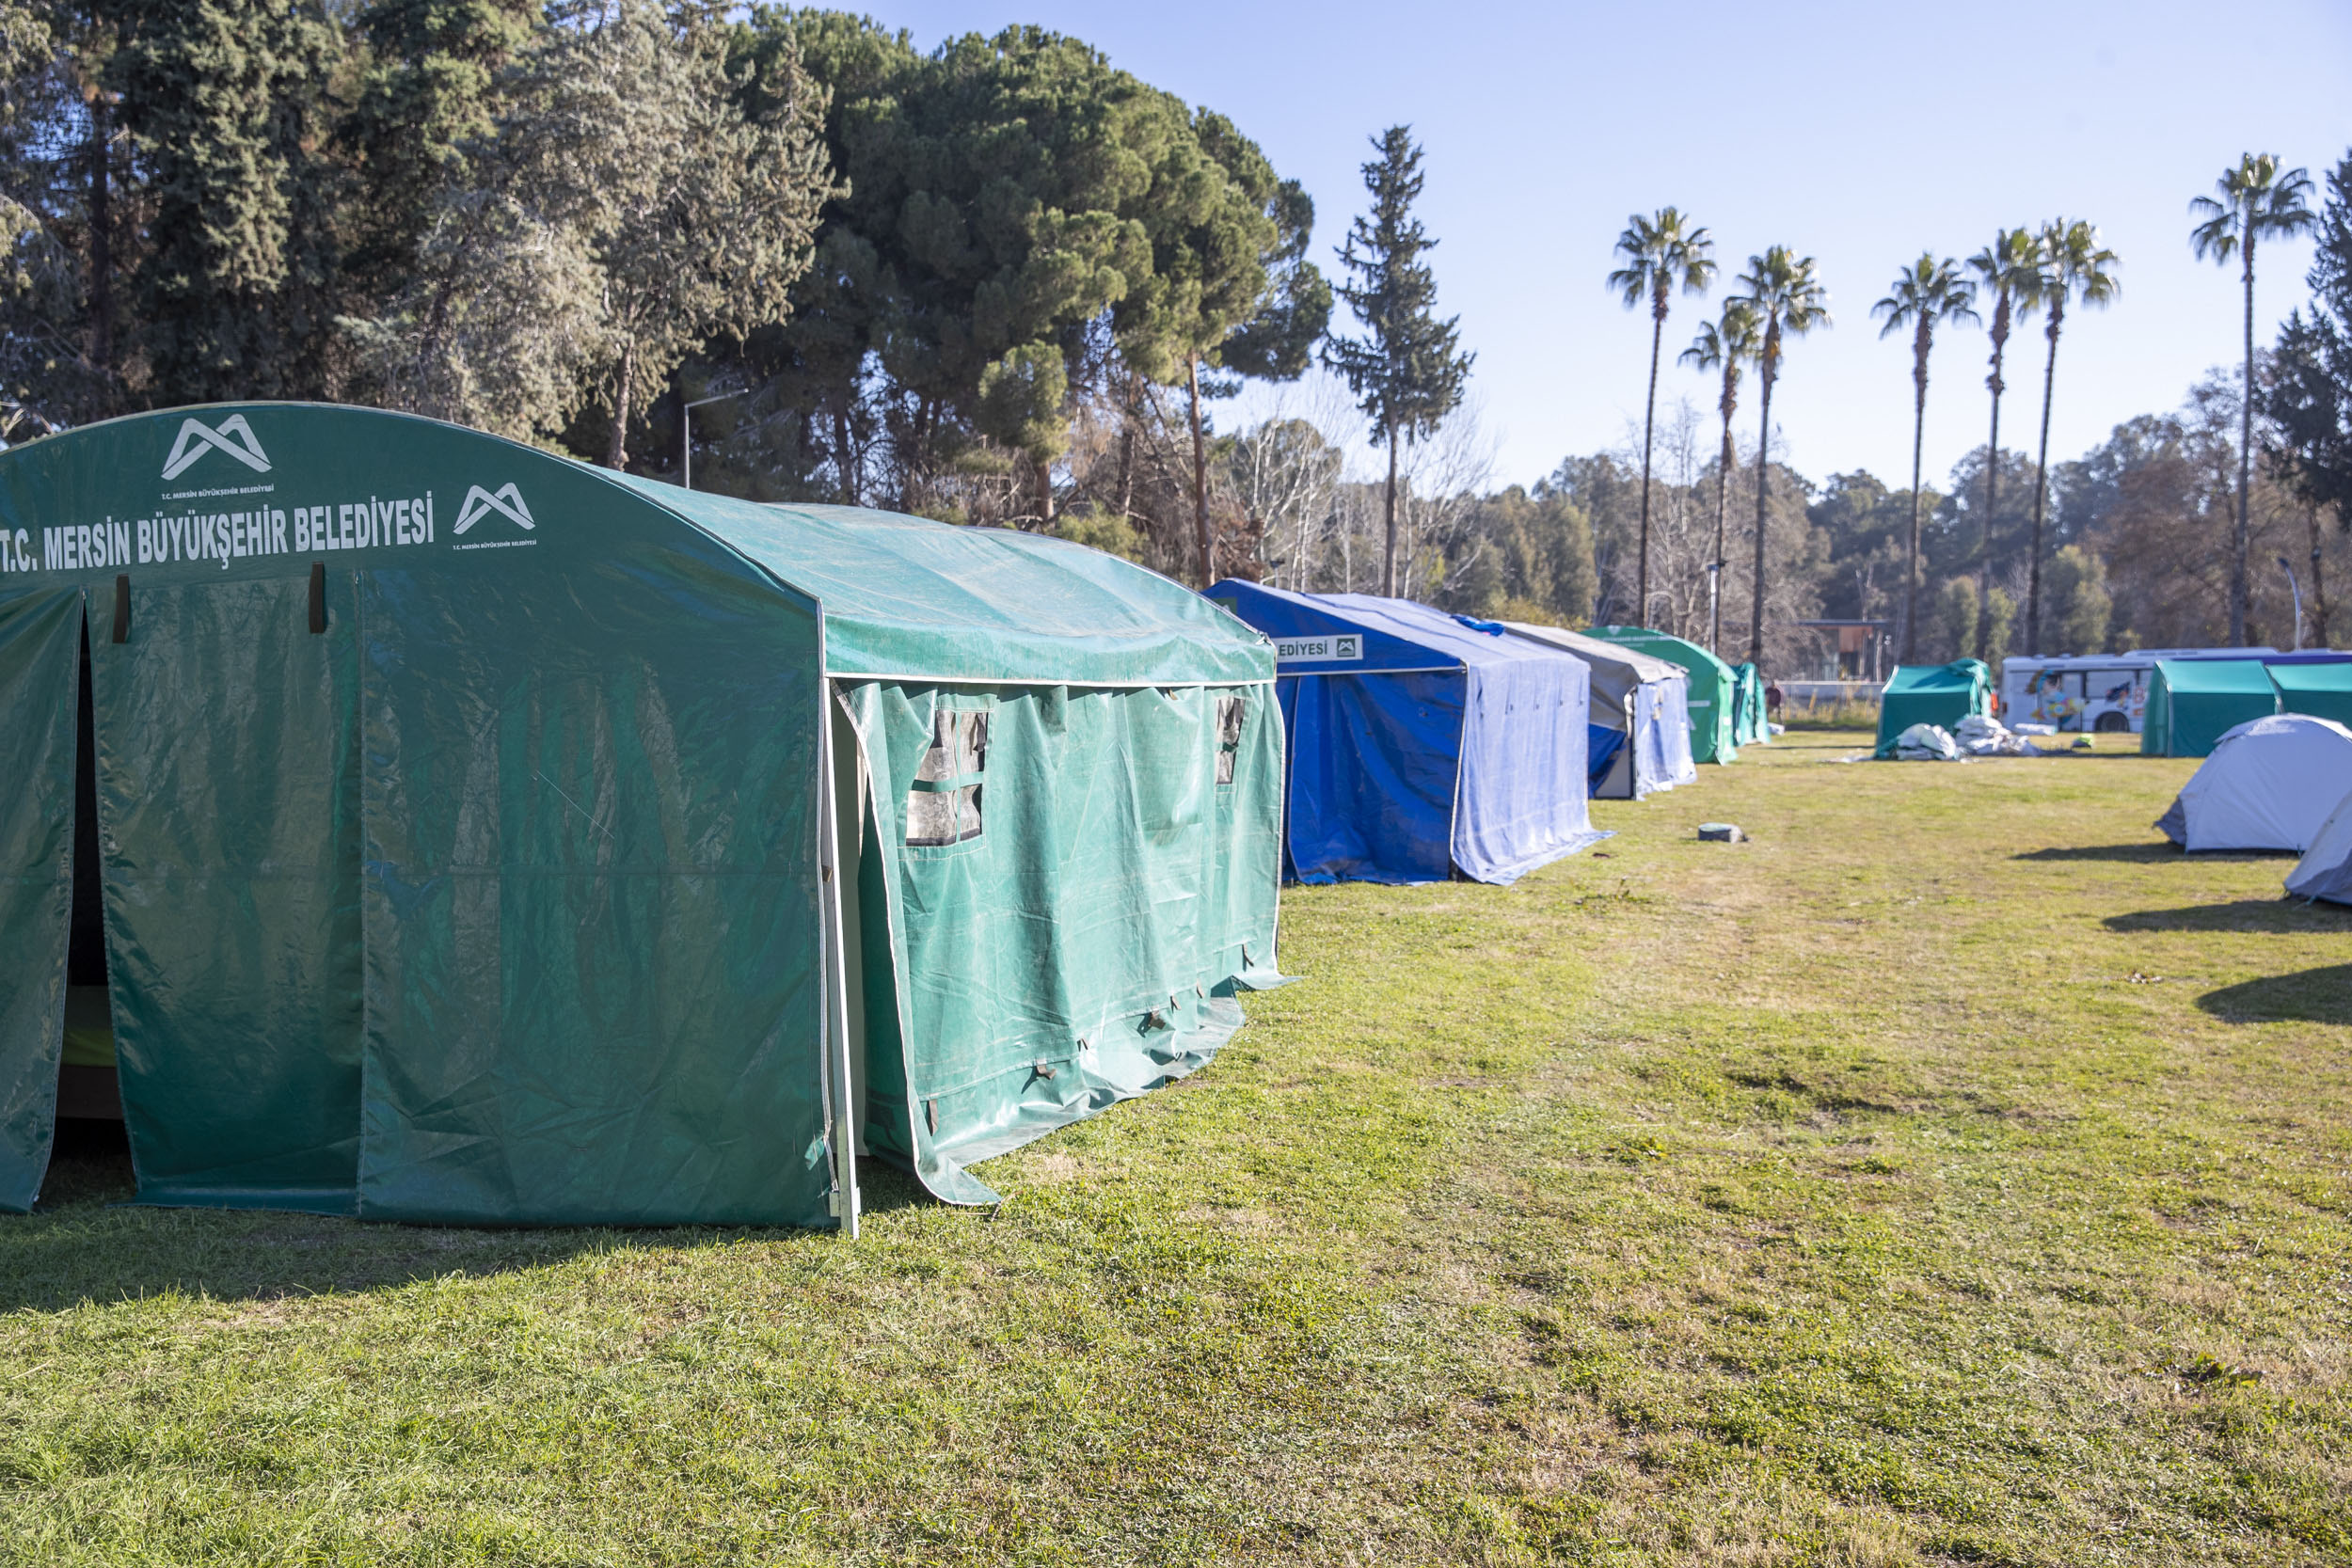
[{"left": 1207, "top": 582, "right": 1607, "bottom": 884}]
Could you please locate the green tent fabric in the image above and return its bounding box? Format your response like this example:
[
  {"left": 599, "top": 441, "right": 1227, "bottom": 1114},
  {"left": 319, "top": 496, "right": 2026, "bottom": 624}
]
[
  {"left": 0, "top": 403, "right": 1280, "bottom": 1224},
  {"left": 2140, "top": 659, "right": 2280, "bottom": 757},
  {"left": 2268, "top": 660, "right": 2352, "bottom": 728},
  {"left": 1731, "top": 661, "right": 1769, "bottom": 746},
  {"left": 1874, "top": 660, "right": 1991, "bottom": 757},
  {"left": 1585, "top": 626, "right": 1740, "bottom": 763}
]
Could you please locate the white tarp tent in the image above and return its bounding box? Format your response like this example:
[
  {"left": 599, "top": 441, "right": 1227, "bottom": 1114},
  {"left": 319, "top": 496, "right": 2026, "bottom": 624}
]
[
  {"left": 1504, "top": 623, "right": 1697, "bottom": 800},
  {"left": 2286, "top": 787, "right": 2352, "bottom": 904},
  {"left": 2154, "top": 714, "right": 2352, "bottom": 852}
]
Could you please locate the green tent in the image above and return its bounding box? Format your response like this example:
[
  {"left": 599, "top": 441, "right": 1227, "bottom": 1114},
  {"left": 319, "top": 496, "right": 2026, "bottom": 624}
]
[
  {"left": 1874, "top": 660, "right": 1991, "bottom": 757},
  {"left": 1585, "top": 626, "right": 1740, "bottom": 763},
  {"left": 0, "top": 403, "right": 1283, "bottom": 1226},
  {"left": 2140, "top": 659, "right": 2279, "bottom": 757},
  {"left": 2268, "top": 660, "right": 2352, "bottom": 727},
  {"left": 1731, "top": 661, "right": 1769, "bottom": 747}
]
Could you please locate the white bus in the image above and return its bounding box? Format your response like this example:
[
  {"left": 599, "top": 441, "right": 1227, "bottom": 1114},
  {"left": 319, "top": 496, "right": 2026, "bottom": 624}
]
[{"left": 1999, "top": 650, "right": 2278, "bottom": 734}]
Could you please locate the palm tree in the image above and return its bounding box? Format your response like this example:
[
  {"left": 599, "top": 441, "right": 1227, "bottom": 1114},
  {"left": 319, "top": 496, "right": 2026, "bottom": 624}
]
[
  {"left": 1870, "top": 255, "right": 1978, "bottom": 663},
  {"left": 2024, "top": 219, "right": 2120, "bottom": 654},
  {"left": 1678, "top": 298, "right": 1760, "bottom": 658},
  {"left": 1610, "top": 209, "right": 1717, "bottom": 627},
  {"left": 1963, "top": 228, "right": 2045, "bottom": 661},
  {"left": 1727, "top": 246, "right": 1830, "bottom": 669},
  {"left": 2191, "top": 153, "right": 2316, "bottom": 644}
]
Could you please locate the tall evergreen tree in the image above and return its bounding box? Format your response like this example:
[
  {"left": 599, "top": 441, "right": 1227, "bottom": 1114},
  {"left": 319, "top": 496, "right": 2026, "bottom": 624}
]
[
  {"left": 1872, "top": 253, "right": 1977, "bottom": 661},
  {"left": 2192, "top": 152, "right": 2315, "bottom": 644},
  {"left": 1610, "top": 207, "right": 1715, "bottom": 626},
  {"left": 342, "top": 0, "right": 541, "bottom": 299},
  {"left": 1728, "top": 245, "right": 1830, "bottom": 668},
  {"left": 1679, "top": 296, "right": 1759, "bottom": 657},
  {"left": 1324, "top": 124, "right": 1472, "bottom": 597},
  {"left": 110, "top": 0, "right": 346, "bottom": 404},
  {"left": 2024, "top": 219, "right": 2119, "bottom": 654},
  {"left": 1964, "top": 227, "right": 2045, "bottom": 659}
]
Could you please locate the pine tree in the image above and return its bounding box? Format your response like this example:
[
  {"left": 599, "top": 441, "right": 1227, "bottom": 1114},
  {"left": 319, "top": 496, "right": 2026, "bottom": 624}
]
[
  {"left": 110, "top": 0, "right": 346, "bottom": 404},
  {"left": 342, "top": 0, "right": 541, "bottom": 298},
  {"left": 1323, "top": 125, "right": 1472, "bottom": 597}
]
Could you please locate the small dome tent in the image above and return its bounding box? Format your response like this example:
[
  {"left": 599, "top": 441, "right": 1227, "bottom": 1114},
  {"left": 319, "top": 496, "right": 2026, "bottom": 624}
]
[
  {"left": 0, "top": 404, "right": 1283, "bottom": 1225},
  {"left": 1205, "top": 582, "right": 1606, "bottom": 884},
  {"left": 1874, "top": 660, "right": 1991, "bottom": 758},
  {"left": 2154, "top": 715, "right": 2352, "bottom": 852},
  {"left": 1584, "top": 626, "right": 1740, "bottom": 764},
  {"left": 1502, "top": 623, "right": 1695, "bottom": 799}
]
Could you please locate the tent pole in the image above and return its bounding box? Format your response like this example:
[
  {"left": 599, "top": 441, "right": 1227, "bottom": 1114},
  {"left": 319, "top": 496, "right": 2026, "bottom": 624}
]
[{"left": 818, "top": 680, "right": 861, "bottom": 1238}]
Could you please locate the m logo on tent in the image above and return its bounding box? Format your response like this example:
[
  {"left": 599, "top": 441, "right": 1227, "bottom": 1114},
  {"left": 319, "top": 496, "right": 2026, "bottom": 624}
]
[
  {"left": 161, "top": 415, "right": 271, "bottom": 480},
  {"left": 453, "top": 483, "right": 534, "bottom": 534}
]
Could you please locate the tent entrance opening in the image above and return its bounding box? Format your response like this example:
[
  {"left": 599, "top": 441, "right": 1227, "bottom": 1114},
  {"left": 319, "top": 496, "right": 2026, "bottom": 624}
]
[{"left": 60, "top": 624, "right": 120, "bottom": 1123}]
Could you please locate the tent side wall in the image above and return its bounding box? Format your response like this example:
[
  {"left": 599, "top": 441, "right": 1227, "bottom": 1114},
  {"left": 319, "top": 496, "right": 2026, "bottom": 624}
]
[{"left": 838, "top": 676, "right": 1283, "bottom": 1205}]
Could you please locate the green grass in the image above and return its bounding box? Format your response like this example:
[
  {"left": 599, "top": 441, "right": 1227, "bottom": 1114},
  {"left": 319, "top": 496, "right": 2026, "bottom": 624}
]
[{"left": 6, "top": 730, "right": 2348, "bottom": 1566}]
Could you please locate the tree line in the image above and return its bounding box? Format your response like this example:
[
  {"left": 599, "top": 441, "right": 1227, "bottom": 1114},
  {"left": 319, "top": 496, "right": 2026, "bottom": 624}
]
[
  {"left": 5, "top": 4, "right": 2347, "bottom": 669},
  {"left": 0, "top": 0, "right": 1489, "bottom": 594}
]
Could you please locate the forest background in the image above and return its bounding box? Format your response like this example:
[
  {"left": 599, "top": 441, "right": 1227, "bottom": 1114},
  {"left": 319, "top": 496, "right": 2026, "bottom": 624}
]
[{"left": 4, "top": 0, "right": 2351, "bottom": 673}]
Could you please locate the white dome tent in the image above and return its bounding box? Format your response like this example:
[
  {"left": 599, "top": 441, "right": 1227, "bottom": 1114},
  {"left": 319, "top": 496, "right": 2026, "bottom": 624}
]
[{"left": 2154, "top": 715, "right": 2352, "bottom": 853}]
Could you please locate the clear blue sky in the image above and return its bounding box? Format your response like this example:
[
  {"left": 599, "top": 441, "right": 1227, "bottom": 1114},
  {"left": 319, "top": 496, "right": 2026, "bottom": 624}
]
[{"left": 870, "top": 0, "right": 2352, "bottom": 493}]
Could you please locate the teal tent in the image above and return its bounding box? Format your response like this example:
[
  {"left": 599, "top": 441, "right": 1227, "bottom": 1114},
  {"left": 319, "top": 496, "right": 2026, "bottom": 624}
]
[
  {"left": 1875, "top": 660, "right": 1991, "bottom": 757},
  {"left": 2140, "top": 659, "right": 2279, "bottom": 757},
  {"left": 0, "top": 404, "right": 1283, "bottom": 1225},
  {"left": 1586, "top": 626, "right": 1740, "bottom": 763},
  {"left": 2268, "top": 660, "right": 2352, "bottom": 727},
  {"left": 1731, "top": 661, "right": 1769, "bottom": 747}
]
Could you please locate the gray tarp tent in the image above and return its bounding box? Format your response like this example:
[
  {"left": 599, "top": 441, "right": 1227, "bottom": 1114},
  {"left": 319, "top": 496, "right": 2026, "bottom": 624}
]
[
  {"left": 0, "top": 402, "right": 1284, "bottom": 1226},
  {"left": 1503, "top": 623, "right": 1696, "bottom": 799}
]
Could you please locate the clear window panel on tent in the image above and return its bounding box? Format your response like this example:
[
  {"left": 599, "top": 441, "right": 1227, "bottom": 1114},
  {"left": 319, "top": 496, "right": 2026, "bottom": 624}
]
[
  {"left": 1216, "top": 695, "right": 1246, "bottom": 786},
  {"left": 906, "top": 708, "right": 988, "bottom": 846}
]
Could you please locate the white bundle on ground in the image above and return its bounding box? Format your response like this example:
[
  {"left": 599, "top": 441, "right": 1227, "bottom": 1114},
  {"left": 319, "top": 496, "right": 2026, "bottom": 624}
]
[
  {"left": 1953, "top": 713, "right": 2044, "bottom": 756},
  {"left": 1893, "top": 722, "right": 1962, "bottom": 761}
]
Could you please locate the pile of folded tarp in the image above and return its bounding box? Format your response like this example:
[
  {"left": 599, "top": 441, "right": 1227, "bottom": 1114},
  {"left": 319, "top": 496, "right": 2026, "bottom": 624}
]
[
  {"left": 1890, "top": 723, "right": 1962, "bottom": 761},
  {"left": 1953, "top": 713, "right": 2044, "bottom": 756}
]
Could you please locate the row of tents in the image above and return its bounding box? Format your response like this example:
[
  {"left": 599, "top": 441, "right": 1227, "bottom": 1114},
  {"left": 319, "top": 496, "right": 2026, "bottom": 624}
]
[
  {"left": 0, "top": 403, "right": 1760, "bottom": 1231},
  {"left": 2140, "top": 655, "right": 2352, "bottom": 756},
  {"left": 1202, "top": 582, "right": 1771, "bottom": 885}
]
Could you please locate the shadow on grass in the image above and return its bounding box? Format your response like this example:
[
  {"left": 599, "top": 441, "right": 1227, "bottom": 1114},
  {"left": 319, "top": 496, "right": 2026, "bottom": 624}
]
[
  {"left": 2015, "top": 843, "right": 2182, "bottom": 863},
  {"left": 2104, "top": 899, "right": 2352, "bottom": 934},
  {"left": 2198, "top": 964, "right": 2352, "bottom": 1024},
  {"left": 3, "top": 1121, "right": 935, "bottom": 1313}
]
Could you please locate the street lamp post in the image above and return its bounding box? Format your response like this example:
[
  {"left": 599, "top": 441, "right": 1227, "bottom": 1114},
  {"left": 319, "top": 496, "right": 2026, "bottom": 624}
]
[
  {"left": 2277, "top": 555, "right": 2305, "bottom": 650},
  {"left": 681, "top": 392, "right": 737, "bottom": 492}
]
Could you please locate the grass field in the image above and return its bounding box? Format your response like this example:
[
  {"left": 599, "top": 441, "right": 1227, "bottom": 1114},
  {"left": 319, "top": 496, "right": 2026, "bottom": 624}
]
[{"left": 5, "top": 730, "right": 2348, "bottom": 1566}]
